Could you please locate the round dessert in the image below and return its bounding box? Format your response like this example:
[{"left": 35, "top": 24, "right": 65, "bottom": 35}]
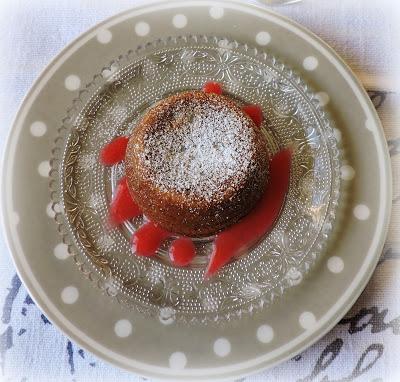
[{"left": 125, "top": 90, "right": 270, "bottom": 237}]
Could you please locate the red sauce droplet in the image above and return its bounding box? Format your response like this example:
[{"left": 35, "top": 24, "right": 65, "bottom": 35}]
[
  {"left": 169, "top": 238, "right": 196, "bottom": 266},
  {"left": 202, "top": 81, "right": 223, "bottom": 95},
  {"left": 109, "top": 177, "right": 141, "bottom": 226},
  {"left": 242, "top": 104, "right": 263, "bottom": 127},
  {"left": 100, "top": 136, "right": 129, "bottom": 166},
  {"left": 132, "top": 222, "right": 170, "bottom": 257},
  {"left": 205, "top": 148, "right": 292, "bottom": 277}
]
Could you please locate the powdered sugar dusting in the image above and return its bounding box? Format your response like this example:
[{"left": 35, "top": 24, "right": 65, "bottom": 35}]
[{"left": 140, "top": 96, "right": 256, "bottom": 202}]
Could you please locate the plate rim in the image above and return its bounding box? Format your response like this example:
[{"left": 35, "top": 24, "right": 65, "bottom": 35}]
[{"left": 0, "top": 0, "right": 392, "bottom": 380}]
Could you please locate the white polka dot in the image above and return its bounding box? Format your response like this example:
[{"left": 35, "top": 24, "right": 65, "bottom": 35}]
[
  {"left": 135, "top": 21, "right": 150, "bottom": 36},
  {"left": 102, "top": 63, "right": 119, "bottom": 79},
  {"left": 315, "top": 92, "right": 330, "bottom": 106},
  {"left": 97, "top": 29, "right": 112, "bottom": 44},
  {"left": 209, "top": 6, "right": 224, "bottom": 19},
  {"left": 327, "top": 256, "right": 344, "bottom": 273},
  {"left": 54, "top": 203, "right": 62, "bottom": 213},
  {"left": 46, "top": 202, "right": 55, "bottom": 218},
  {"left": 333, "top": 128, "right": 342, "bottom": 142},
  {"left": 169, "top": 352, "right": 187, "bottom": 369},
  {"left": 54, "top": 243, "right": 70, "bottom": 260},
  {"left": 299, "top": 311, "right": 316, "bottom": 329},
  {"left": 303, "top": 56, "right": 319, "bottom": 71},
  {"left": 257, "top": 325, "right": 274, "bottom": 343},
  {"left": 353, "top": 204, "right": 370, "bottom": 220},
  {"left": 365, "top": 118, "right": 375, "bottom": 131},
  {"left": 172, "top": 14, "right": 187, "bottom": 29},
  {"left": 11, "top": 212, "right": 20, "bottom": 225},
  {"left": 64, "top": 75, "right": 81, "bottom": 91},
  {"left": 47, "top": 202, "right": 62, "bottom": 217},
  {"left": 256, "top": 31, "right": 271, "bottom": 46},
  {"left": 340, "top": 165, "right": 355, "bottom": 180},
  {"left": 30, "top": 121, "right": 47, "bottom": 137},
  {"left": 114, "top": 319, "right": 132, "bottom": 337},
  {"left": 213, "top": 338, "right": 231, "bottom": 357},
  {"left": 38, "top": 161, "right": 51, "bottom": 177},
  {"left": 159, "top": 307, "right": 175, "bottom": 325},
  {"left": 61, "top": 286, "right": 79, "bottom": 304}
]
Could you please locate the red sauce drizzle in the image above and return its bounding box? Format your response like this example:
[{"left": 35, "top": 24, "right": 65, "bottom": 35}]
[
  {"left": 109, "top": 177, "right": 141, "bottom": 226},
  {"left": 202, "top": 81, "right": 223, "bottom": 95},
  {"left": 100, "top": 136, "right": 129, "bottom": 166},
  {"left": 132, "top": 222, "right": 170, "bottom": 257},
  {"left": 205, "top": 148, "right": 292, "bottom": 277},
  {"left": 169, "top": 238, "right": 196, "bottom": 266},
  {"left": 99, "top": 109, "right": 292, "bottom": 276},
  {"left": 242, "top": 104, "right": 263, "bottom": 127}
]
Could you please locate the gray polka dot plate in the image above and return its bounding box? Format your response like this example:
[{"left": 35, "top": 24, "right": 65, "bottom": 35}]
[{"left": 0, "top": 1, "right": 391, "bottom": 381}]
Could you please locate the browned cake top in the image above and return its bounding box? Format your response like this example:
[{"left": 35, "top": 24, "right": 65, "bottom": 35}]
[{"left": 130, "top": 91, "right": 261, "bottom": 204}]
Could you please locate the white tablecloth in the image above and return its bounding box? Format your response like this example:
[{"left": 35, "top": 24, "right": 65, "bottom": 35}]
[{"left": 0, "top": 1, "right": 399, "bottom": 381}]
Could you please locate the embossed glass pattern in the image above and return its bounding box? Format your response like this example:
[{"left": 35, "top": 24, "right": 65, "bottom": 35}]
[{"left": 50, "top": 36, "right": 340, "bottom": 324}]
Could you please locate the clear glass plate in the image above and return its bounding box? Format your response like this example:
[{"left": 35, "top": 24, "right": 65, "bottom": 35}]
[{"left": 50, "top": 35, "right": 340, "bottom": 324}]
